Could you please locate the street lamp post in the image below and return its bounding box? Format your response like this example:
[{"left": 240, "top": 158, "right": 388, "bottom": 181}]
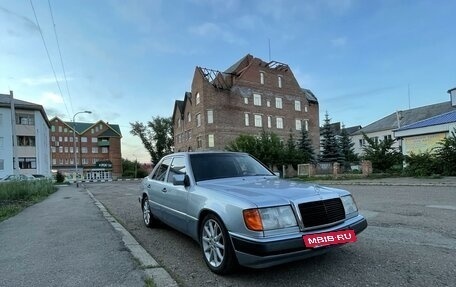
[{"left": 73, "top": 111, "right": 91, "bottom": 182}]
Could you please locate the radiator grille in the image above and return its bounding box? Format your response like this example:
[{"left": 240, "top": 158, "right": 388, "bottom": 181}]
[{"left": 298, "top": 198, "right": 345, "bottom": 228}]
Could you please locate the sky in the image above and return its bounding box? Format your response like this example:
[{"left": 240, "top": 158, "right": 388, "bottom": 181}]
[{"left": 1, "top": 0, "right": 455, "bottom": 163}]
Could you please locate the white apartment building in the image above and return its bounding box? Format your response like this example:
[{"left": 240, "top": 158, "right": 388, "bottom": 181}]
[{"left": 0, "top": 92, "right": 51, "bottom": 179}]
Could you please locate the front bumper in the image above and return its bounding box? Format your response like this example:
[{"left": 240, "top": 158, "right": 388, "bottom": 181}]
[{"left": 231, "top": 215, "right": 367, "bottom": 268}]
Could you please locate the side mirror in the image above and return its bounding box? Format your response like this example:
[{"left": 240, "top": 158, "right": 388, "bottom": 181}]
[
  {"left": 173, "top": 174, "right": 190, "bottom": 187},
  {"left": 274, "top": 172, "right": 281, "bottom": 178}
]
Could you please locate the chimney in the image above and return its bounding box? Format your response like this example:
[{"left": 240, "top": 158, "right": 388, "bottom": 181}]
[{"left": 448, "top": 87, "right": 456, "bottom": 107}]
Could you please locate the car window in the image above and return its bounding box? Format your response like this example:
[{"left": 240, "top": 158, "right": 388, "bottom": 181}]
[
  {"left": 190, "top": 153, "right": 273, "bottom": 182},
  {"left": 151, "top": 158, "right": 172, "bottom": 182},
  {"left": 166, "top": 157, "right": 187, "bottom": 183}
]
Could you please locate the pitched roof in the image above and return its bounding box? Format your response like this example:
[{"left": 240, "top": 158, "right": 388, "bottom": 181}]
[
  {"left": 352, "top": 101, "right": 456, "bottom": 135},
  {"left": 49, "top": 116, "right": 122, "bottom": 137},
  {"left": 224, "top": 54, "right": 252, "bottom": 74},
  {"left": 0, "top": 93, "right": 51, "bottom": 128},
  {"left": 395, "top": 110, "right": 456, "bottom": 132},
  {"left": 301, "top": 88, "right": 318, "bottom": 103}
]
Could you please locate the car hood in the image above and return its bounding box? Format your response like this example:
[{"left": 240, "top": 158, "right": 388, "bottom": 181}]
[{"left": 197, "top": 177, "right": 350, "bottom": 208}]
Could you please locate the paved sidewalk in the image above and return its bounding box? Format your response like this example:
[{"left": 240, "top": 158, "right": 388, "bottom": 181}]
[
  {"left": 312, "top": 176, "right": 456, "bottom": 187},
  {"left": 0, "top": 185, "right": 145, "bottom": 287}
]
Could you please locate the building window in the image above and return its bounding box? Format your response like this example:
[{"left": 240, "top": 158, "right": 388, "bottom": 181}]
[
  {"left": 266, "top": 100, "right": 270, "bottom": 107},
  {"left": 82, "top": 158, "right": 89, "bottom": 165},
  {"left": 59, "top": 159, "right": 63, "bottom": 165},
  {"left": 197, "top": 136, "right": 202, "bottom": 148},
  {"left": 187, "top": 112, "right": 191, "bottom": 122},
  {"left": 70, "top": 137, "right": 73, "bottom": 142},
  {"left": 295, "top": 119, "right": 302, "bottom": 131},
  {"left": 304, "top": 120, "right": 309, "bottom": 131},
  {"left": 177, "top": 118, "right": 181, "bottom": 128},
  {"left": 207, "top": 110, "right": 213, "bottom": 124},
  {"left": 17, "top": 136, "right": 35, "bottom": 146},
  {"left": 91, "top": 128, "right": 94, "bottom": 134},
  {"left": 267, "top": 116, "right": 272, "bottom": 128},
  {"left": 92, "top": 158, "right": 98, "bottom": 164},
  {"left": 64, "top": 137, "right": 68, "bottom": 142},
  {"left": 244, "top": 97, "right": 249, "bottom": 104},
  {"left": 260, "top": 72, "right": 265, "bottom": 84},
  {"left": 276, "top": 117, "right": 284, "bottom": 129},
  {"left": 70, "top": 147, "right": 74, "bottom": 153},
  {"left": 95, "top": 126, "right": 99, "bottom": 132},
  {"left": 92, "top": 137, "right": 97, "bottom": 143},
  {"left": 58, "top": 126, "right": 62, "bottom": 132},
  {"left": 102, "top": 147, "right": 108, "bottom": 153},
  {"left": 304, "top": 106, "right": 308, "bottom": 112},
  {"left": 81, "top": 147, "right": 88, "bottom": 153},
  {"left": 52, "top": 158, "right": 56, "bottom": 165},
  {"left": 51, "top": 147, "right": 56, "bottom": 153},
  {"left": 59, "top": 147, "right": 63, "bottom": 153},
  {"left": 51, "top": 125, "right": 55, "bottom": 132},
  {"left": 208, "top": 134, "right": 215, "bottom": 147},
  {"left": 70, "top": 159, "right": 74, "bottom": 165},
  {"left": 16, "top": 113, "right": 34, "bottom": 125},
  {"left": 64, "top": 159, "right": 69, "bottom": 165},
  {"left": 295, "top": 100, "right": 301, "bottom": 111},
  {"left": 244, "top": 113, "right": 250, "bottom": 126},
  {"left": 64, "top": 147, "right": 68, "bottom": 153},
  {"left": 253, "top": 94, "right": 261, "bottom": 106},
  {"left": 64, "top": 127, "right": 68, "bottom": 133},
  {"left": 92, "top": 147, "right": 98, "bottom": 153},
  {"left": 196, "top": 92, "right": 200, "bottom": 105},
  {"left": 196, "top": 113, "right": 201, "bottom": 127},
  {"left": 51, "top": 136, "right": 55, "bottom": 141},
  {"left": 278, "top": 76, "right": 283, "bottom": 88},
  {"left": 275, "top": 98, "right": 282, "bottom": 109},
  {"left": 18, "top": 157, "right": 36, "bottom": 169},
  {"left": 81, "top": 137, "right": 87, "bottom": 143},
  {"left": 254, "top": 115, "right": 262, "bottom": 127}
]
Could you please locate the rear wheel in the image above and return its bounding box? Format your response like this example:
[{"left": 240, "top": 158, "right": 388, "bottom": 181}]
[
  {"left": 200, "top": 214, "right": 237, "bottom": 274},
  {"left": 142, "top": 196, "right": 158, "bottom": 228}
]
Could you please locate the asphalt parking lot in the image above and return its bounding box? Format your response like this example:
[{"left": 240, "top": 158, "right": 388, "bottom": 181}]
[{"left": 88, "top": 181, "right": 456, "bottom": 287}]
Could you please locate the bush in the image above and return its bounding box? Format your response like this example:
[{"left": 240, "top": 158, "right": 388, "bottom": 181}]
[{"left": 404, "top": 152, "right": 440, "bottom": 177}]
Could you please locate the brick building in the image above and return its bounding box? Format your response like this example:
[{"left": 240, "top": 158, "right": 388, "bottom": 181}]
[
  {"left": 172, "top": 54, "right": 320, "bottom": 152},
  {"left": 49, "top": 117, "right": 122, "bottom": 180}
]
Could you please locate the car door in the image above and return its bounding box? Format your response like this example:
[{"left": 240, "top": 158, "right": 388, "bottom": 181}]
[
  {"left": 160, "top": 156, "right": 189, "bottom": 234},
  {"left": 145, "top": 157, "right": 172, "bottom": 219}
]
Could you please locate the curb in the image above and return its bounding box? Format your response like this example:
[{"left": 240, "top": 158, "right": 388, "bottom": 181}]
[
  {"left": 314, "top": 181, "right": 456, "bottom": 187},
  {"left": 85, "top": 187, "right": 179, "bottom": 287}
]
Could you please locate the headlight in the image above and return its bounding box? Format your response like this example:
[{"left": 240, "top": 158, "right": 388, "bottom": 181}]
[
  {"left": 341, "top": 195, "right": 358, "bottom": 216},
  {"left": 243, "top": 205, "right": 297, "bottom": 231}
]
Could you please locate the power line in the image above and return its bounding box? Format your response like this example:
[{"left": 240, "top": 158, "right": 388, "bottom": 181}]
[
  {"left": 29, "top": 0, "right": 71, "bottom": 120},
  {"left": 48, "top": 0, "right": 74, "bottom": 116}
]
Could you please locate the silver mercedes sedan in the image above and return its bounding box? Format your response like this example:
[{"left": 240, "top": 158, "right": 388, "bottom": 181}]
[{"left": 139, "top": 151, "right": 367, "bottom": 274}]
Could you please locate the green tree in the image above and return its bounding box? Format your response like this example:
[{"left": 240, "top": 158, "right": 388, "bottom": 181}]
[
  {"left": 226, "top": 131, "right": 285, "bottom": 168},
  {"left": 320, "top": 112, "right": 342, "bottom": 162},
  {"left": 434, "top": 128, "right": 456, "bottom": 176},
  {"left": 338, "top": 126, "right": 358, "bottom": 169},
  {"left": 362, "top": 132, "right": 403, "bottom": 172},
  {"left": 298, "top": 128, "right": 315, "bottom": 163},
  {"left": 284, "top": 132, "right": 301, "bottom": 168},
  {"left": 130, "top": 116, "right": 174, "bottom": 164}
]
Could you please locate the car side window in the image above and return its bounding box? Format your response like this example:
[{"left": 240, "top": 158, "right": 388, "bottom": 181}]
[
  {"left": 152, "top": 158, "right": 172, "bottom": 182},
  {"left": 166, "top": 157, "right": 187, "bottom": 183}
]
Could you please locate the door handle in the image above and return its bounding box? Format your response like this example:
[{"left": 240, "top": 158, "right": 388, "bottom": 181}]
[
  {"left": 147, "top": 184, "right": 151, "bottom": 188},
  {"left": 162, "top": 188, "right": 167, "bottom": 193}
]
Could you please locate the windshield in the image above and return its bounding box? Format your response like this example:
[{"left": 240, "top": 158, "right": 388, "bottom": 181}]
[{"left": 190, "top": 153, "right": 273, "bottom": 182}]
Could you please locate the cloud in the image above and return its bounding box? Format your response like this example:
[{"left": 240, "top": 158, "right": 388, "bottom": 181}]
[
  {"left": 188, "top": 22, "right": 246, "bottom": 45},
  {"left": 40, "top": 92, "right": 64, "bottom": 105},
  {"left": 44, "top": 107, "right": 67, "bottom": 119},
  {"left": 331, "top": 37, "right": 347, "bottom": 47},
  {"left": 21, "top": 75, "right": 73, "bottom": 86}
]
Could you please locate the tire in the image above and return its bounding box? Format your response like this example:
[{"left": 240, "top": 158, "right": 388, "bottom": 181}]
[
  {"left": 200, "top": 214, "right": 237, "bottom": 274},
  {"left": 142, "top": 196, "right": 158, "bottom": 228}
]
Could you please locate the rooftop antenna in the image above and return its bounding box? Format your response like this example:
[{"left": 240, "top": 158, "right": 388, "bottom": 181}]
[
  {"left": 408, "top": 84, "right": 411, "bottom": 109},
  {"left": 268, "top": 38, "right": 271, "bottom": 61}
]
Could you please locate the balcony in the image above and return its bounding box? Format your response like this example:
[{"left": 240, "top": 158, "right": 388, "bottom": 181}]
[{"left": 97, "top": 140, "right": 110, "bottom": 147}]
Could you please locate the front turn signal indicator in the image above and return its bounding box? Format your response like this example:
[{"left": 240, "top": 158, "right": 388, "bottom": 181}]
[{"left": 243, "top": 209, "right": 263, "bottom": 231}]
